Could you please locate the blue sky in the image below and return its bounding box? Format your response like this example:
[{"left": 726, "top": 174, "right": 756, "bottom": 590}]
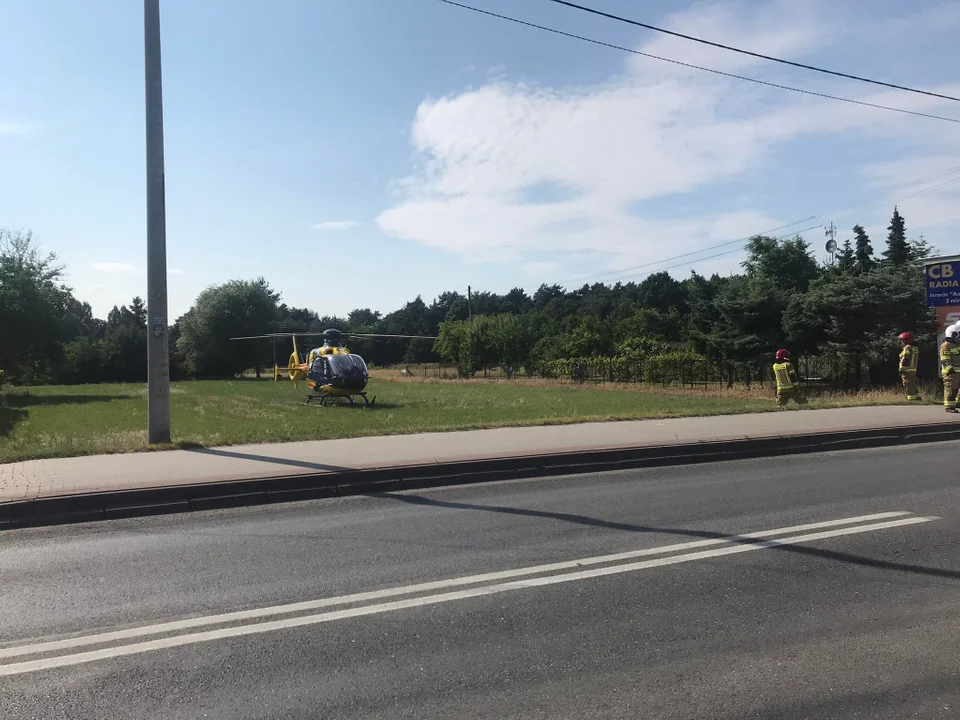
[{"left": 2, "top": 0, "right": 960, "bottom": 321}]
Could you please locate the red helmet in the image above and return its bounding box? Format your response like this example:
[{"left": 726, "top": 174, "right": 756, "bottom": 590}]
[
  {"left": 898, "top": 331, "right": 914, "bottom": 344},
  {"left": 775, "top": 349, "right": 789, "bottom": 361}
]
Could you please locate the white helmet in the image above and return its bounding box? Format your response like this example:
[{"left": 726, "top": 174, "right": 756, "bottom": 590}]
[{"left": 947, "top": 324, "right": 960, "bottom": 340}]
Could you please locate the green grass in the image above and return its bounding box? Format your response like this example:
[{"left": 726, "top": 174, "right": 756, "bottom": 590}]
[{"left": 0, "top": 378, "right": 920, "bottom": 463}]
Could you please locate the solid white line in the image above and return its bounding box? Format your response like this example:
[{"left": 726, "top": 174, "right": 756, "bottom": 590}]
[
  {"left": 0, "top": 514, "right": 936, "bottom": 677},
  {"left": 0, "top": 511, "right": 909, "bottom": 661}
]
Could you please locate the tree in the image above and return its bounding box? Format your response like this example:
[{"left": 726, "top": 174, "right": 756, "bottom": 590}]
[
  {"left": 909, "top": 232, "right": 937, "bottom": 262},
  {"left": 835, "top": 239, "right": 855, "bottom": 272},
  {"left": 434, "top": 320, "right": 471, "bottom": 377},
  {"left": 527, "top": 334, "right": 569, "bottom": 375},
  {"left": 883, "top": 207, "right": 910, "bottom": 266},
  {"left": 60, "top": 337, "right": 110, "bottom": 385},
  {"left": 177, "top": 278, "right": 280, "bottom": 378},
  {"left": 853, "top": 225, "right": 874, "bottom": 274},
  {"left": 637, "top": 272, "right": 687, "bottom": 314},
  {"left": 0, "top": 229, "right": 75, "bottom": 384},
  {"left": 486, "top": 314, "right": 531, "bottom": 378},
  {"left": 315, "top": 315, "right": 347, "bottom": 329},
  {"left": 6, "top": 202, "right": 951, "bottom": 391},
  {"left": 275, "top": 305, "right": 323, "bottom": 333},
  {"left": 347, "top": 308, "right": 381, "bottom": 330},
  {"left": 101, "top": 297, "right": 148, "bottom": 382},
  {"left": 429, "top": 291, "right": 468, "bottom": 325},
  {"left": 498, "top": 288, "right": 532, "bottom": 315},
  {"left": 784, "top": 266, "right": 934, "bottom": 389},
  {"left": 614, "top": 307, "right": 682, "bottom": 344},
  {"left": 683, "top": 271, "right": 727, "bottom": 359},
  {"left": 703, "top": 276, "right": 789, "bottom": 384},
  {"left": 435, "top": 314, "right": 530, "bottom": 377},
  {"left": 742, "top": 234, "right": 820, "bottom": 293},
  {"left": 129, "top": 296, "right": 147, "bottom": 327}
]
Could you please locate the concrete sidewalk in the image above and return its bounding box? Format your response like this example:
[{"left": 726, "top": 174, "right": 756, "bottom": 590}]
[{"left": 2, "top": 405, "right": 957, "bottom": 506}]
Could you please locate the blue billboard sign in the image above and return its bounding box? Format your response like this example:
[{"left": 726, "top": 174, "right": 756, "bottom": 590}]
[{"left": 925, "top": 261, "right": 960, "bottom": 307}]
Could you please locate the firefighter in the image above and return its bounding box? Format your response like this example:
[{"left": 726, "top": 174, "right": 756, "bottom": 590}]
[
  {"left": 772, "top": 349, "right": 800, "bottom": 406},
  {"left": 897, "top": 331, "right": 921, "bottom": 401},
  {"left": 939, "top": 326, "right": 960, "bottom": 413}
]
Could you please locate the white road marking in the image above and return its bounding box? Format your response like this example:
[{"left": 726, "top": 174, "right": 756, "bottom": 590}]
[
  {"left": 0, "top": 513, "right": 936, "bottom": 677},
  {"left": 0, "top": 511, "right": 909, "bottom": 661}
]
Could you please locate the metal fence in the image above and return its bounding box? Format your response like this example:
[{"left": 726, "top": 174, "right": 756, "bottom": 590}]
[{"left": 378, "top": 355, "right": 917, "bottom": 393}]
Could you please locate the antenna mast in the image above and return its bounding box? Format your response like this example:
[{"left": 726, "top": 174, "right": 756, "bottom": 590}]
[{"left": 824, "top": 222, "right": 838, "bottom": 264}]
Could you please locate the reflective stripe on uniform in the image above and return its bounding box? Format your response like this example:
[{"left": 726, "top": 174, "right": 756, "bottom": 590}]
[
  {"left": 773, "top": 362, "right": 794, "bottom": 389},
  {"left": 899, "top": 345, "right": 918, "bottom": 372},
  {"left": 940, "top": 342, "right": 960, "bottom": 376}
]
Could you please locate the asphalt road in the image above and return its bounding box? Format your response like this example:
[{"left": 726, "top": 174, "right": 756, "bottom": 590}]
[{"left": 1, "top": 441, "right": 958, "bottom": 719}]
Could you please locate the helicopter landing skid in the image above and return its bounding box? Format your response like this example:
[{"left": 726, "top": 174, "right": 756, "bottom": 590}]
[{"left": 304, "top": 391, "right": 376, "bottom": 408}]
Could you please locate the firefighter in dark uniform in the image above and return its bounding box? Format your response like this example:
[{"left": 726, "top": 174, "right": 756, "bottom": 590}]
[
  {"left": 939, "top": 326, "right": 960, "bottom": 413},
  {"left": 897, "top": 331, "right": 921, "bottom": 401},
  {"left": 773, "top": 349, "right": 800, "bottom": 406}
]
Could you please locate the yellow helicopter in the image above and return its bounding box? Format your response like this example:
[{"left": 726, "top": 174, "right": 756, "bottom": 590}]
[{"left": 230, "top": 327, "right": 436, "bottom": 406}]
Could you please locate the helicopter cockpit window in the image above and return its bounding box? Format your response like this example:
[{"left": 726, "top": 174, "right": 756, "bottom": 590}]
[
  {"left": 326, "top": 353, "right": 368, "bottom": 378},
  {"left": 307, "top": 356, "right": 329, "bottom": 384}
]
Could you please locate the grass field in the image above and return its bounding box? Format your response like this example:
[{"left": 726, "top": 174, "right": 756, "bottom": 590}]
[{"left": 0, "top": 377, "right": 927, "bottom": 463}]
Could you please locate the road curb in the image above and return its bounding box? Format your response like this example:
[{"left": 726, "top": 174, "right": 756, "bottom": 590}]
[{"left": 2, "top": 422, "right": 958, "bottom": 531}]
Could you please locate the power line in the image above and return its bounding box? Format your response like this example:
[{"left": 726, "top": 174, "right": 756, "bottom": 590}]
[
  {"left": 556, "top": 217, "right": 820, "bottom": 286},
  {"left": 472, "top": 164, "right": 960, "bottom": 295},
  {"left": 433, "top": 1, "right": 960, "bottom": 125},
  {"left": 581, "top": 178, "right": 960, "bottom": 287},
  {"left": 827, "top": 174, "right": 960, "bottom": 228},
  {"left": 581, "top": 175, "right": 960, "bottom": 287},
  {"left": 557, "top": 165, "right": 960, "bottom": 286},
  {"left": 614, "top": 223, "right": 826, "bottom": 282},
  {"left": 543, "top": 0, "right": 960, "bottom": 104}
]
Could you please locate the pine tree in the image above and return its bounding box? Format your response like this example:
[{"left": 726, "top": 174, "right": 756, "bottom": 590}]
[
  {"left": 883, "top": 206, "right": 910, "bottom": 266},
  {"left": 908, "top": 232, "right": 937, "bottom": 261},
  {"left": 853, "top": 225, "right": 874, "bottom": 273},
  {"left": 836, "top": 238, "right": 855, "bottom": 272}
]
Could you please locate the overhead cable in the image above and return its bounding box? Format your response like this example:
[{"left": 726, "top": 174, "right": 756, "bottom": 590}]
[{"left": 434, "top": 0, "right": 960, "bottom": 124}]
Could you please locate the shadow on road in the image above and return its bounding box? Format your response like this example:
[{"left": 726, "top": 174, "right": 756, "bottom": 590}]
[
  {"left": 184, "top": 446, "right": 354, "bottom": 472},
  {"left": 373, "top": 492, "right": 960, "bottom": 581}
]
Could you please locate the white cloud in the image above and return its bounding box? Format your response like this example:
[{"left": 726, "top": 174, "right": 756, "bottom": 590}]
[
  {"left": 88, "top": 262, "right": 138, "bottom": 274},
  {"left": 376, "top": 0, "right": 960, "bottom": 280},
  {"left": 310, "top": 221, "right": 361, "bottom": 230},
  {"left": 169, "top": 267, "right": 186, "bottom": 276}
]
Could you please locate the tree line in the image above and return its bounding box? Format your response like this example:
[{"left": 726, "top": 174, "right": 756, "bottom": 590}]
[{"left": 0, "top": 207, "right": 940, "bottom": 389}]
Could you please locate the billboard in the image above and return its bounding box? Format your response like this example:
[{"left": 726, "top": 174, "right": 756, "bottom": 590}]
[
  {"left": 936, "top": 307, "right": 960, "bottom": 334},
  {"left": 924, "top": 261, "right": 960, "bottom": 307}
]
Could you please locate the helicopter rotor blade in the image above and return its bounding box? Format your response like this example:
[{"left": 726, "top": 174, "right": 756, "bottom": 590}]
[
  {"left": 229, "top": 331, "right": 438, "bottom": 341},
  {"left": 345, "top": 333, "right": 437, "bottom": 340},
  {"left": 229, "top": 332, "right": 331, "bottom": 341}
]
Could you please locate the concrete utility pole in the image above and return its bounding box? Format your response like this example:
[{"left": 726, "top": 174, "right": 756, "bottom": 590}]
[{"left": 144, "top": 0, "right": 171, "bottom": 443}]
